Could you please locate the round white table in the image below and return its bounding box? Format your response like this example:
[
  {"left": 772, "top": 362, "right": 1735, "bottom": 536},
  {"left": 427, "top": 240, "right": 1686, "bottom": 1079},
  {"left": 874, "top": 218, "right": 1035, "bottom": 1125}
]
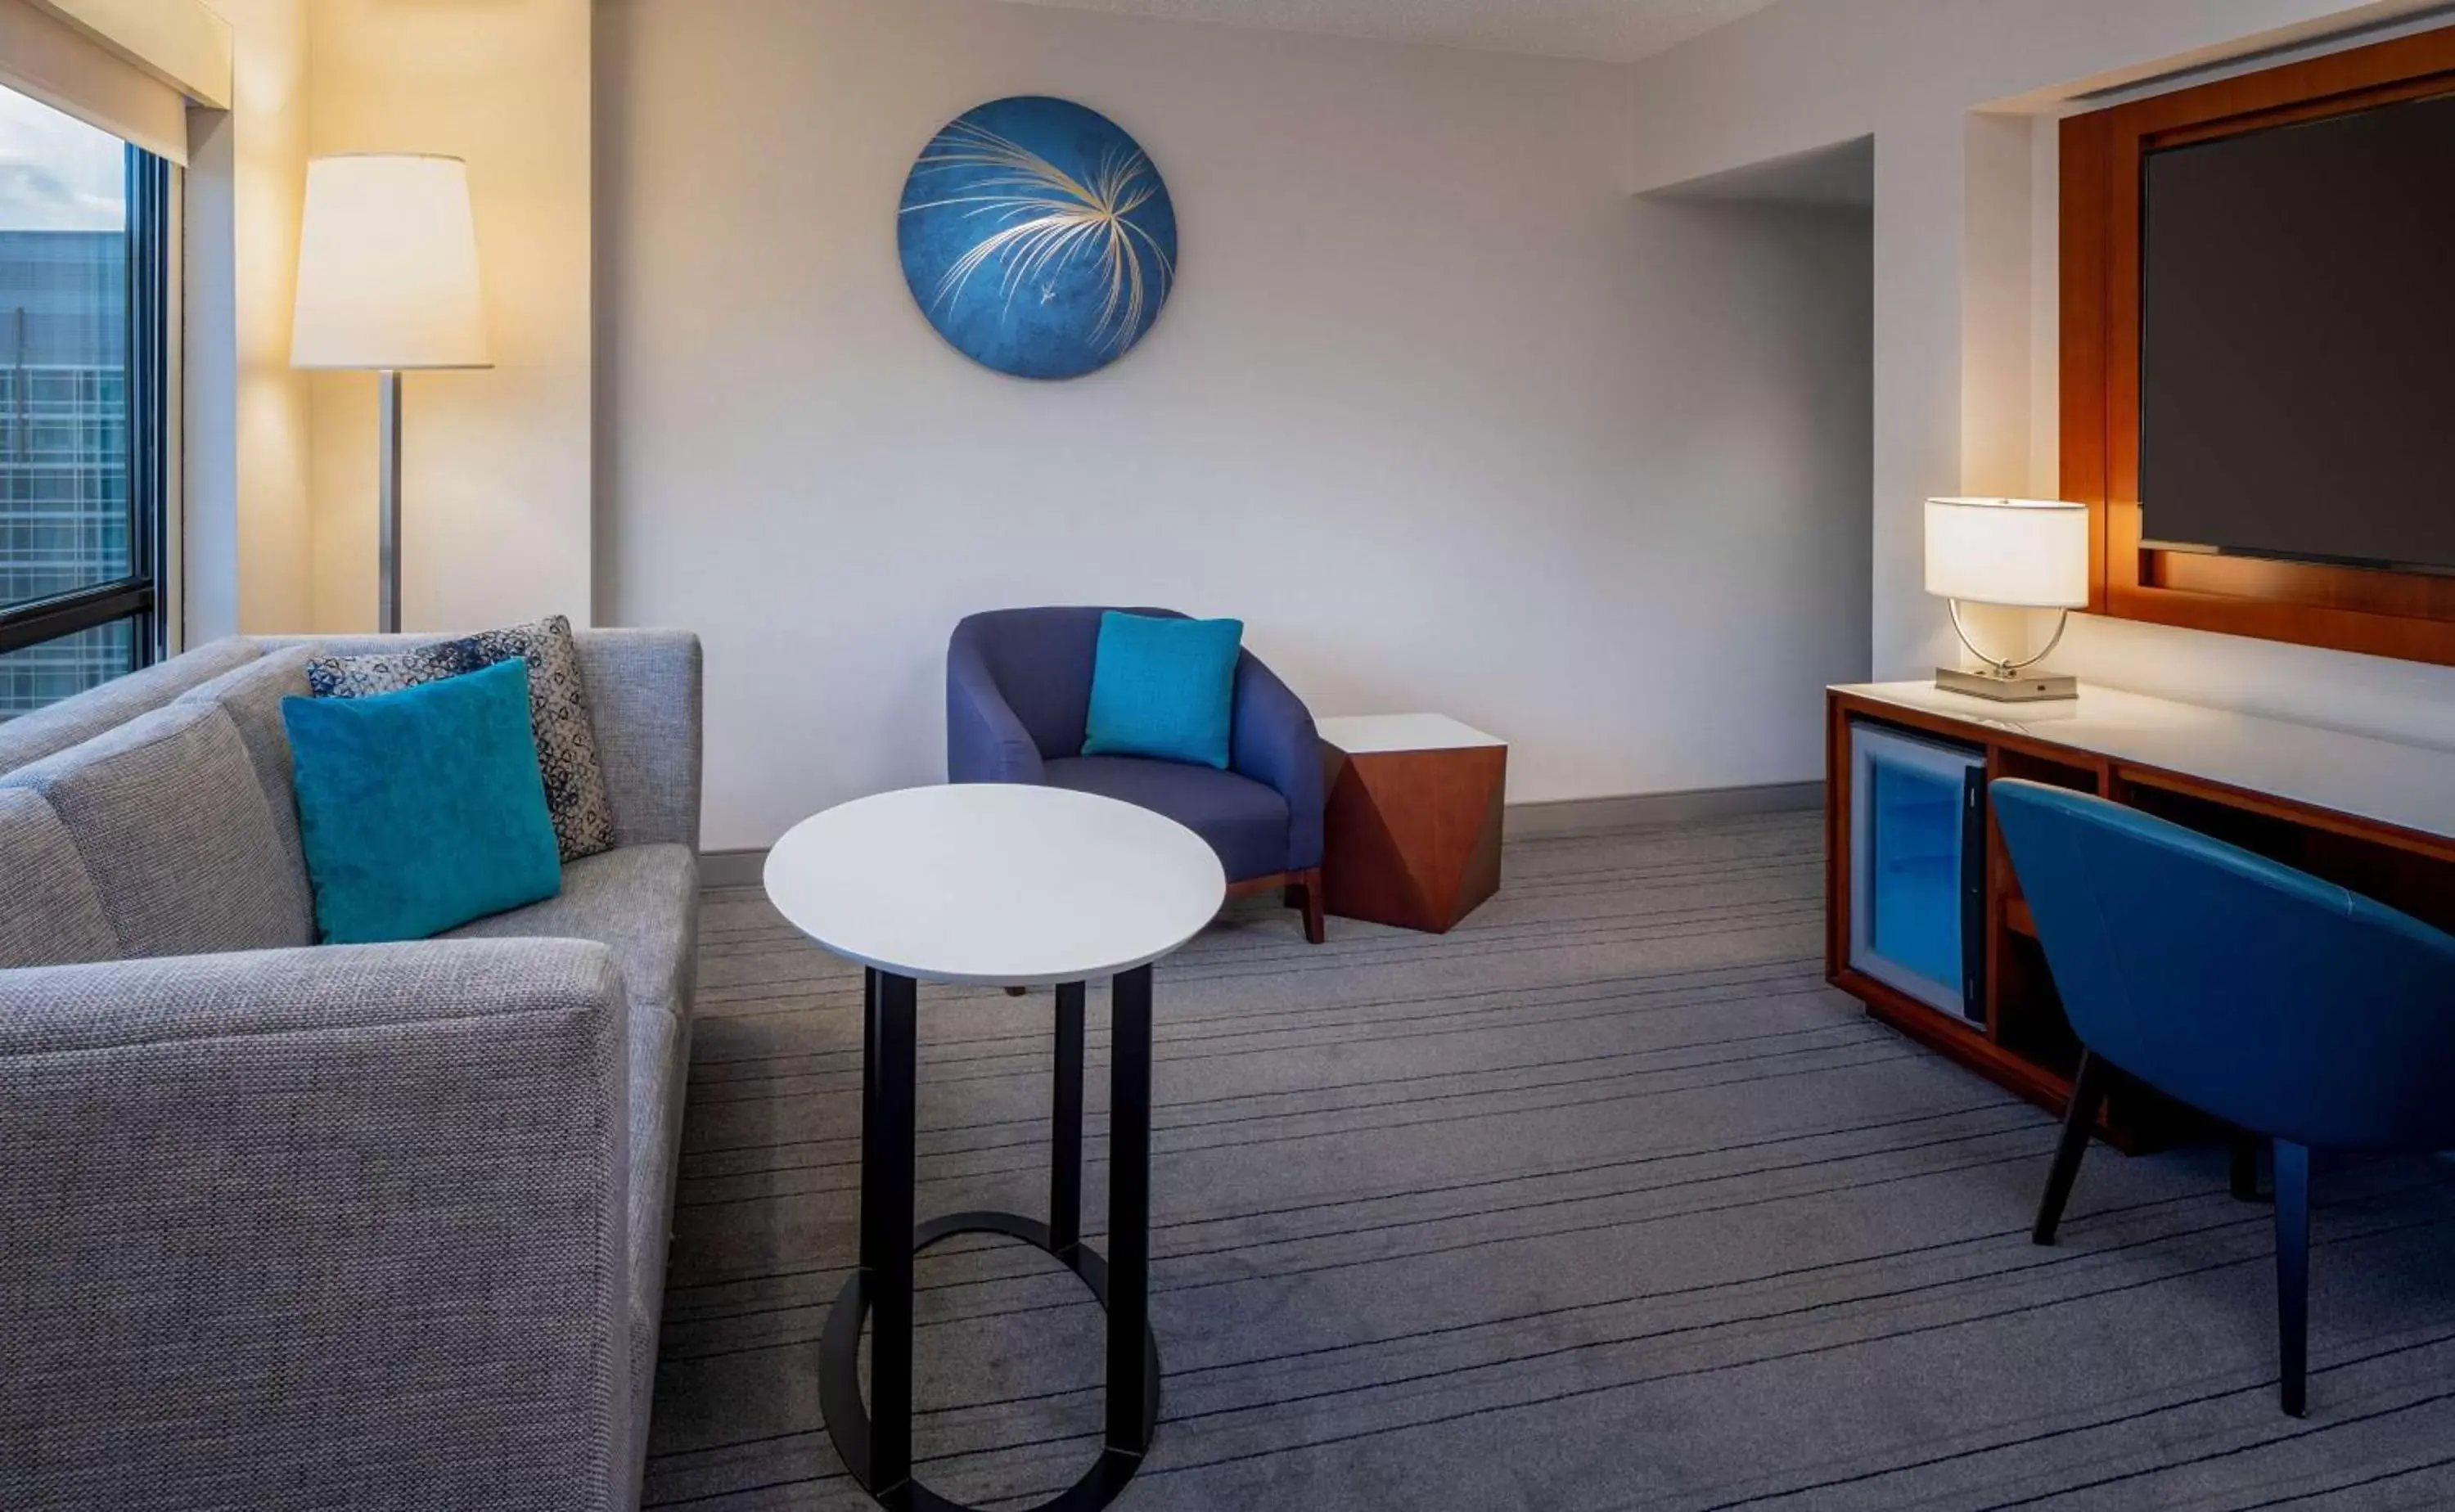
[{"left": 764, "top": 784, "right": 1226, "bottom": 1512}]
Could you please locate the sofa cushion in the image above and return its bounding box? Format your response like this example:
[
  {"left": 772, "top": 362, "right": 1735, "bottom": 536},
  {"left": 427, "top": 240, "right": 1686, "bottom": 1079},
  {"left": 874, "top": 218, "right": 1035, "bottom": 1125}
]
[
  {"left": 0, "top": 790, "right": 119, "bottom": 967},
  {"left": 0, "top": 639, "right": 262, "bottom": 777},
  {"left": 573, "top": 630, "right": 704, "bottom": 853},
  {"left": 442, "top": 842, "right": 700, "bottom": 1024},
  {"left": 306, "top": 615, "right": 618, "bottom": 864},
  {"left": 1044, "top": 754, "right": 1291, "bottom": 882},
  {"left": 257, "top": 628, "right": 705, "bottom": 853},
  {"left": 2, "top": 702, "right": 313, "bottom": 958},
  {"left": 173, "top": 646, "right": 324, "bottom": 945},
  {"left": 284, "top": 660, "right": 565, "bottom": 944}
]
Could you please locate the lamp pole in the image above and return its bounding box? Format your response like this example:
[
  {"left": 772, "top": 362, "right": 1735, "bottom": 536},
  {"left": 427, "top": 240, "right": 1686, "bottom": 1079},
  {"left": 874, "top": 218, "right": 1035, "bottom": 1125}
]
[{"left": 377, "top": 369, "right": 402, "bottom": 634}]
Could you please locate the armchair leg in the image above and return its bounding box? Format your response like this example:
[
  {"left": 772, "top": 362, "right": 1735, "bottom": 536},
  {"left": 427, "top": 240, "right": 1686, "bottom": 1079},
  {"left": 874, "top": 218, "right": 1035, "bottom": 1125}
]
[
  {"left": 1294, "top": 866, "right": 1326, "bottom": 944},
  {"left": 2034, "top": 1050, "right": 2113, "bottom": 1245},
  {"left": 2231, "top": 1132, "right": 2268, "bottom": 1202},
  {"left": 2275, "top": 1140, "right": 2312, "bottom": 1417}
]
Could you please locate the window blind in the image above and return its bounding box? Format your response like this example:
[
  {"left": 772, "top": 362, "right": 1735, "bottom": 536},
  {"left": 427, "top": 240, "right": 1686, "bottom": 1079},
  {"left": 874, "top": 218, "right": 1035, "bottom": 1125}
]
[{"left": 0, "top": 0, "right": 231, "bottom": 164}]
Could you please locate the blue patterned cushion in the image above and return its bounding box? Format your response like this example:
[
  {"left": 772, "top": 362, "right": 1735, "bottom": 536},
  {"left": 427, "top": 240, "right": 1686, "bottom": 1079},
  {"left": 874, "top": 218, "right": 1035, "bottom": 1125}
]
[
  {"left": 282, "top": 659, "right": 563, "bottom": 944},
  {"left": 306, "top": 615, "right": 615, "bottom": 862},
  {"left": 1081, "top": 610, "right": 1242, "bottom": 770}
]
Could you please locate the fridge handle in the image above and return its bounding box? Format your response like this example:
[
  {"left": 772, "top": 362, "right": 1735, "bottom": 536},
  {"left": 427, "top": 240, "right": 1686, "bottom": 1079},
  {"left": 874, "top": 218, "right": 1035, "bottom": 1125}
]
[{"left": 1959, "top": 765, "right": 1989, "bottom": 1020}]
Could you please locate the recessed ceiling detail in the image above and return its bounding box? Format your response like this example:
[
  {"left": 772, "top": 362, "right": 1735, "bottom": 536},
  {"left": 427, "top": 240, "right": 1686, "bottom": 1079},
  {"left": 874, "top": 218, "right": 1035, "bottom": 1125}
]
[{"left": 988, "top": 0, "right": 1778, "bottom": 65}]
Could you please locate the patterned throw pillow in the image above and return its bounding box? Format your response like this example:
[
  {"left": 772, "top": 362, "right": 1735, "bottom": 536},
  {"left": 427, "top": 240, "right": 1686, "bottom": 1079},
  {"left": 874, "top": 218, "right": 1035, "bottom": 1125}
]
[{"left": 306, "top": 615, "right": 617, "bottom": 862}]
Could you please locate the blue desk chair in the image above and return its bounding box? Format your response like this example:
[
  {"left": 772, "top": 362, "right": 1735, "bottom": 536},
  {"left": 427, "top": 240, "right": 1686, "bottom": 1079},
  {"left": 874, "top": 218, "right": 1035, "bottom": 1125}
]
[
  {"left": 947, "top": 607, "right": 1326, "bottom": 943},
  {"left": 1992, "top": 778, "right": 2455, "bottom": 1416}
]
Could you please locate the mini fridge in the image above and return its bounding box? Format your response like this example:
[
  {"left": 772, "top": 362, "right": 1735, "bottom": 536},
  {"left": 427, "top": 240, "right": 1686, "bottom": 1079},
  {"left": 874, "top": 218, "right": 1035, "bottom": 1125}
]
[{"left": 1849, "top": 721, "right": 1987, "bottom": 1022}]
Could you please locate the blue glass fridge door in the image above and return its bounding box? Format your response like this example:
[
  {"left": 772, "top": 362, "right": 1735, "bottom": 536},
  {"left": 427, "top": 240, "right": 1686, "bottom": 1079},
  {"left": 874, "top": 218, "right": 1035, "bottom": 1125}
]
[{"left": 1849, "top": 722, "right": 1986, "bottom": 1019}]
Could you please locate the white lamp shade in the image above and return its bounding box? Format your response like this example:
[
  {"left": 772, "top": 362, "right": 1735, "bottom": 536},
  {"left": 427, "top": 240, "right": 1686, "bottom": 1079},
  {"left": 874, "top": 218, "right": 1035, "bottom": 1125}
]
[
  {"left": 1924, "top": 497, "right": 2090, "bottom": 608},
  {"left": 291, "top": 155, "right": 491, "bottom": 370}
]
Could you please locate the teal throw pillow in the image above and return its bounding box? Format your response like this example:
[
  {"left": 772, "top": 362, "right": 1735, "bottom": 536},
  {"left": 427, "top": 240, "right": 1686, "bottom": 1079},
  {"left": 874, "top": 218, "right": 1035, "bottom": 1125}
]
[
  {"left": 1082, "top": 610, "right": 1244, "bottom": 770},
  {"left": 282, "top": 657, "right": 562, "bottom": 944}
]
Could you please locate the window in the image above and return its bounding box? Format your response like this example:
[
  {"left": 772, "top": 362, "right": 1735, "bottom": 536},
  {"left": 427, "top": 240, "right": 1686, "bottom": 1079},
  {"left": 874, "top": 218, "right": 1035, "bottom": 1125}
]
[{"left": 0, "top": 85, "right": 169, "bottom": 721}]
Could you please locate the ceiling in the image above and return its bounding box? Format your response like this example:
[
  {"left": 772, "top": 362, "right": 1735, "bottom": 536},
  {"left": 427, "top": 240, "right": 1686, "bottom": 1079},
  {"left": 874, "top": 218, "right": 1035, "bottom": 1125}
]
[{"left": 988, "top": 0, "right": 1781, "bottom": 65}]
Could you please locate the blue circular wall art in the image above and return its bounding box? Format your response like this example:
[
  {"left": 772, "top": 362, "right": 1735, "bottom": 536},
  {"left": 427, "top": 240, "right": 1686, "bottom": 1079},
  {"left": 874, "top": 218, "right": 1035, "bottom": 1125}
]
[{"left": 898, "top": 97, "right": 1178, "bottom": 380}]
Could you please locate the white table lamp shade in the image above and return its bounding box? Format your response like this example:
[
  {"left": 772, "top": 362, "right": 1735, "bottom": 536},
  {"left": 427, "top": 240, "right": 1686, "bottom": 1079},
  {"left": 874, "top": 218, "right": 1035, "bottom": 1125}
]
[
  {"left": 1924, "top": 497, "right": 2089, "bottom": 608},
  {"left": 291, "top": 155, "right": 491, "bottom": 370}
]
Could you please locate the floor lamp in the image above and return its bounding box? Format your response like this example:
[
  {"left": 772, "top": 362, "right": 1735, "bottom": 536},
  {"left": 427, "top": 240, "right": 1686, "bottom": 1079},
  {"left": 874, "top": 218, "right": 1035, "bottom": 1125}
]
[{"left": 291, "top": 155, "right": 491, "bottom": 633}]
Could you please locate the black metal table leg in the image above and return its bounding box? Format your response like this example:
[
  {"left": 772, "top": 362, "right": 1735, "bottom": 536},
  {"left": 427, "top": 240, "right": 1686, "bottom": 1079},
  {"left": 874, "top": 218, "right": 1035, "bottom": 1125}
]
[
  {"left": 1051, "top": 981, "right": 1085, "bottom": 1258},
  {"left": 868, "top": 970, "right": 920, "bottom": 1492},
  {"left": 821, "top": 970, "right": 1162, "bottom": 1512},
  {"left": 1106, "top": 965, "right": 1154, "bottom": 1456}
]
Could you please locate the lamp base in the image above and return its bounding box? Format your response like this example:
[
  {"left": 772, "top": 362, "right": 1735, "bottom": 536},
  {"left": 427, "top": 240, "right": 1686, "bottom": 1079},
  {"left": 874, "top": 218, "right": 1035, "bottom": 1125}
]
[{"left": 1934, "top": 666, "right": 2078, "bottom": 703}]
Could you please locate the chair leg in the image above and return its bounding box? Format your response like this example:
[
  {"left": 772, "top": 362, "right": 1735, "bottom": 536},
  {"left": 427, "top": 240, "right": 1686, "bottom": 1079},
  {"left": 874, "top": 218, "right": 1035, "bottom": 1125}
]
[
  {"left": 2034, "top": 1050, "right": 2113, "bottom": 1245},
  {"left": 2274, "top": 1140, "right": 2312, "bottom": 1417},
  {"left": 2231, "top": 1132, "right": 2268, "bottom": 1202},
  {"left": 1294, "top": 866, "right": 1326, "bottom": 944}
]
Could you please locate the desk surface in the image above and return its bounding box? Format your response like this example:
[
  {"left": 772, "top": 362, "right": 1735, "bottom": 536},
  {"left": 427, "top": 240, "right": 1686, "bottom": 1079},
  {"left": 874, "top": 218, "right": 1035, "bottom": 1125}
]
[{"left": 1836, "top": 681, "right": 2455, "bottom": 845}]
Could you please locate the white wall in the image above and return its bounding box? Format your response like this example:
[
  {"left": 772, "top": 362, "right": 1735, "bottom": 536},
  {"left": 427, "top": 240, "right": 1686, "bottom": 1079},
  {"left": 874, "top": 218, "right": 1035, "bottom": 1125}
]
[
  {"left": 304, "top": 0, "right": 592, "bottom": 635},
  {"left": 182, "top": 0, "right": 310, "bottom": 641},
  {"left": 1627, "top": 0, "right": 2455, "bottom": 749},
  {"left": 182, "top": 0, "right": 592, "bottom": 640},
  {"left": 597, "top": 0, "right": 1874, "bottom": 850}
]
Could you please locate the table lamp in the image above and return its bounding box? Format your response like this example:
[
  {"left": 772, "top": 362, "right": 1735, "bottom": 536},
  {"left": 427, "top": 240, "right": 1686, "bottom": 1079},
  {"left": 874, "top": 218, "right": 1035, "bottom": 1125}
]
[
  {"left": 291, "top": 154, "right": 492, "bottom": 633},
  {"left": 1924, "top": 497, "right": 2089, "bottom": 702}
]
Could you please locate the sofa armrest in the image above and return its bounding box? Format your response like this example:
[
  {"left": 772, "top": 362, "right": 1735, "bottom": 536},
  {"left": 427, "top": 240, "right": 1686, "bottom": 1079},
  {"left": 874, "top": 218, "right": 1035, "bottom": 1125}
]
[
  {"left": 0, "top": 938, "right": 633, "bottom": 1511},
  {"left": 946, "top": 632, "right": 1046, "bottom": 784},
  {"left": 1231, "top": 652, "right": 1325, "bottom": 872},
  {"left": 574, "top": 628, "right": 704, "bottom": 850}
]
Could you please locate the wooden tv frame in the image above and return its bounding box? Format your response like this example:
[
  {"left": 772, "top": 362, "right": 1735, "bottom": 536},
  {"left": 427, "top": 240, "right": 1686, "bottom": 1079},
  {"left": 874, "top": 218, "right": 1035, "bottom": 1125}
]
[{"left": 2061, "top": 25, "right": 2455, "bottom": 666}]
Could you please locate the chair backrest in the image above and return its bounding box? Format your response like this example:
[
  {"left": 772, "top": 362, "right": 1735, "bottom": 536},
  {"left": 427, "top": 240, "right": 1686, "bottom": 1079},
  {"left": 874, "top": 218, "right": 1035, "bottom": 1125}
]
[
  {"left": 948, "top": 605, "right": 1185, "bottom": 758},
  {"left": 1990, "top": 778, "right": 2455, "bottom": 1150}
]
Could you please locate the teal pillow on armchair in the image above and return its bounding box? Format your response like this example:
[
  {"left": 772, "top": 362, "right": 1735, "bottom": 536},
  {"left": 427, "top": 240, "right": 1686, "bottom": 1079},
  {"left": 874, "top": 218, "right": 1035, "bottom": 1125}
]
[
  {"left": 1082, "top": 610, "right": 1244, "bottom": 769},
  {"left": 282, "top": 657, "right": 562, "bottom": 944}
]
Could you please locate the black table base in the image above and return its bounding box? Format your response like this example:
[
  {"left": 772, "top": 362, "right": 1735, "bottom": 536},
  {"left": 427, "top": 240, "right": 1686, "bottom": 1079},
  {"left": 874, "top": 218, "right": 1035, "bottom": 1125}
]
[{"left": 822, "top": 967, "right": 1159, "bottom": 1512}]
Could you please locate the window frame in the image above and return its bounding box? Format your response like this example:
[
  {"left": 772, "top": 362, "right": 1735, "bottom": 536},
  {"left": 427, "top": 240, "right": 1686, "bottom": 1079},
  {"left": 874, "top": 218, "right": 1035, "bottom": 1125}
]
[{"left": 0, "top": 142, "right": 171, "bottom": 664}]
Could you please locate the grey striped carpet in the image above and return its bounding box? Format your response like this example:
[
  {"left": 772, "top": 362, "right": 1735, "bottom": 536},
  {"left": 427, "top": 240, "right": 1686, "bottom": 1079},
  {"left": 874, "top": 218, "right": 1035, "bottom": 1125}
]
[{"left": 646, "top": 812, "right": 2455, "bottom": 1510}]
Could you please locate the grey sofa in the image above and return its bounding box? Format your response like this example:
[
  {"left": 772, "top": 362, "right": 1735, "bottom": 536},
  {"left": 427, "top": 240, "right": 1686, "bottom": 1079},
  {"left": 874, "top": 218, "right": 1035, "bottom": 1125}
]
[{"left": 0, "top": 629, "right": 703, "bottom": 1512}]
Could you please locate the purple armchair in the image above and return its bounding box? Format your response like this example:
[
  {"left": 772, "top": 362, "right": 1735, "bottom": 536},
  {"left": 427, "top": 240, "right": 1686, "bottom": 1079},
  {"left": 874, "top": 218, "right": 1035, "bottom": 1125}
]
[{"left": 947, "top": 607, "right": 1326, "bottom": 943}]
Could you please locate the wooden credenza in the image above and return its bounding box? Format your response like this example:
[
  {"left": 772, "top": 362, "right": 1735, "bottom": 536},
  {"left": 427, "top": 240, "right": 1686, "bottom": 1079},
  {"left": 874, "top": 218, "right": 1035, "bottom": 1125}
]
[{"left": 1826, "top": 682, "right": 2455, "bottom": 1149}]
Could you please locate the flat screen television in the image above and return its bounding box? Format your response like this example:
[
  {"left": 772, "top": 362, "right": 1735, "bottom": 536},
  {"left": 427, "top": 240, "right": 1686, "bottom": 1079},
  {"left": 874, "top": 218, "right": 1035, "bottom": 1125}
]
[{"left": 2138, "top": 88, "right": 2455, "bottom": 575}]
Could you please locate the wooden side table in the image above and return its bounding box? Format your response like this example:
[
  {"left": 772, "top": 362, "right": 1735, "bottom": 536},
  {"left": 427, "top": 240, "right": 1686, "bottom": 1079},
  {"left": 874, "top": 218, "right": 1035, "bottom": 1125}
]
[{"left": 1315, "top": 714, "right": 1507, "bottom": 934}]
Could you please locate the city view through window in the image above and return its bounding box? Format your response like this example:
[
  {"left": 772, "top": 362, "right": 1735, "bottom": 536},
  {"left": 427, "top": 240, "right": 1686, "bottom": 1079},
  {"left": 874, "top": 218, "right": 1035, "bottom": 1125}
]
[{"left": 0, "top": 84, "right": 135, "bottom": 719}]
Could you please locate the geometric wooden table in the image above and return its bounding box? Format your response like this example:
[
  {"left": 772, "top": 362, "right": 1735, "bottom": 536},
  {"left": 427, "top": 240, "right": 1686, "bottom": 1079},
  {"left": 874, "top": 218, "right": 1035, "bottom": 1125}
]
[
  {"left": 762, "top": 784, "right": 1225, "bottom": 1512},
  {"left": 1315, "top": 714, "right": 1507, "bottom": 934}
]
